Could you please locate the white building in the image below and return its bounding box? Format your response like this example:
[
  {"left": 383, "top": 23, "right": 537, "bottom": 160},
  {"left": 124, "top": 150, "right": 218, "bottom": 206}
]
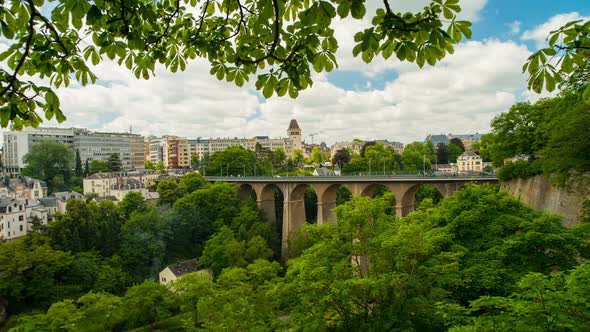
[
  {"left": 457, "top": 151, "right": 483, "bottom": 172},
  {"left": 2, "top": 127, "right": 75, "bottom": 175},
  {"left": 0, "top": 198, "right": 28, "bottom": 240},
  {"left": 2, "top": 127, "right": 145, "bottom": 175},
  {"left": 187, "top": 119, "right": 303, "bottom": 160}
]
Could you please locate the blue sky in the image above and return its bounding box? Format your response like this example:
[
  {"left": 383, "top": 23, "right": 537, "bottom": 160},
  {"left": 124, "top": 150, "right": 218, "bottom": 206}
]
[{"left": 327, "top": 0, "right": 590, "bottom": 93}]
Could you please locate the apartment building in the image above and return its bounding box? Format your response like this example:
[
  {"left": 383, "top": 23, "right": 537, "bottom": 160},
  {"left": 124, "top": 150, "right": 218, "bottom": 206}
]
[
  {"left": 187, "top": 119, "right": 303, "bottom": 160},
  {"left": 2, "top": 127, "right": 145, "bottom": 175},
  {"left": 73, "top": 129, "right": 145, "bottom": 170},
  {"left": 457, "top": 151, "right": 483, "bottom": 172},
  {"left": 2, "top": 127, "right": 75, "bottom": 175},
  {"left": 148, "top": 136, "right": 190, "bottom": 169},
  {"left": 0, "top": 198, "right": 28, "bottom": 240}
]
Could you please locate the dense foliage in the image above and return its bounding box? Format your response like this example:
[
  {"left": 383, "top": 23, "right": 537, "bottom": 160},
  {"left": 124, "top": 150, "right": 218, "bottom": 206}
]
[
  {"left": 484, "top": 84, "right": 590, "bottom": 186},
  {"left": 342, "top": 141, "right": 434, "bottom": 175},
  {"left": 4, "top": 181, "right": 588, "bottom": 331}
]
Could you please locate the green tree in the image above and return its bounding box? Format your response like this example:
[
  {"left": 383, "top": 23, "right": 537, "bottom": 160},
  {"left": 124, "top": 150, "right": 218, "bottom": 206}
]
[
  {"left": 84, "top": 159, "right": 90, "bottom": 177},
  {"left": 156, "top": 161, "right": 166, "bottom": 172},
  {"left": 523, "top": 18, "right": 590, "bottom": 96},
  {"left": 442, "top": 263, "right": 590, "bottom": 332},
  {"left": 292, "top": 149, "right": 305, "bottom": 167},
  {"left": 190, "top": 153, "right": 200, "bottom": 170},
  {"left": 447, "top": 143, "right": 463, "bottom": 163},
  {"left": 120, "top": 209, "right": 167, "bottom": 280},
  {"left": 156, "top": 177, "right": 180, "bottom": 206},
  {"left": 22, "top": 140, "right": 74, "bottom": 190},
  {"left": 74, "top": 149, "right": 83, "bottom": 177},
  {"left": 0, "top": 0, "right": 471, "bottom": 128},
  {"left": 273, "top": 147, "right": 287, "bottom": 169},
  {"left": 436, "top": 143, "right": 449, "bottom": 164},
  {"left": 119, "top": 191, "right": 148, "bottom": 219},
  {"left": 178, "top": 172, "right": 208, "bottom": 195},
  {"left": 165, "top": 182, "right": 242, "bottom": 260},
  {"left": 0, "top": 239, "right": 73, "bottom": 310},
  {"left": 107, "top": 153, "right": 122, "bottom": 172},
  {"left": 89, "top": 160, "right": 110, "bottom": 174},
  {"left": 311, "top": 147, "right": 324, "bottom": 165},
  {"left": 144, "top": 160, "right": 155, "bottom": 170},
  {"left": 206, "top": 146, "right": 257, "bottom": 176}
]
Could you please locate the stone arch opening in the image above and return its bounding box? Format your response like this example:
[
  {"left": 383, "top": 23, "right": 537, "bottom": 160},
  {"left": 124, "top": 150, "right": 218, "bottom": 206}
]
[
  {"left": 260, "top": 184, "right": 283, "bottom": 224},
  {"left": 414, "top": 184, "right": 443, "bottom": 208},
  {"left": 238, "top": 184, "right": 257, "bottom": 201},
  {"left": 318, "top": 184, "right": 353, "bottom": 223},
  {"left": 289, "top": 184, "right": 318, "bottom": 225}
]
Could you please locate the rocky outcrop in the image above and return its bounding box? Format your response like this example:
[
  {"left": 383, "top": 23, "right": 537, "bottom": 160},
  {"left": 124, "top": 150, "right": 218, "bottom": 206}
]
[{"left": 501, "top": 175, "right": 588, "bottom": 227}]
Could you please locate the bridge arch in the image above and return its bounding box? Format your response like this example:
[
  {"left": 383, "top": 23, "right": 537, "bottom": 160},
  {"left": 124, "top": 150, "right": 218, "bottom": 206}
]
[
  {"left": 238, "top": 184, "right": 257, "bottom": 201},
  {"left": 317, "top": 183, "right": 352, "bottom": 224},
  {"left": 258, "top": 183, "right": 284, "bottom": 224}
]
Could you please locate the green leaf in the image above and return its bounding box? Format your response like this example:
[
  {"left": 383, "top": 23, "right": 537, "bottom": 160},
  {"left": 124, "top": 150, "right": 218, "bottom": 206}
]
[{"left": 350, "top": 1, "right": 365, "bottom": 19}]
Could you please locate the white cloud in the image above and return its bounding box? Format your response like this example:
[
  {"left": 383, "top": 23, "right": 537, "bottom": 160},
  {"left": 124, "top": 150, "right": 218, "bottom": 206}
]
[
  {"left": 332, "top": 0, "right": 488, "bottom": 75},
  {"left": 521, "top": 12, "right": 590, "bottom": 48},
  {"left": 506, "top": 20, "right": 521, "bottom": 35},
  {"left": 35, "top": 39, "right": 532, "bottom": 146}
]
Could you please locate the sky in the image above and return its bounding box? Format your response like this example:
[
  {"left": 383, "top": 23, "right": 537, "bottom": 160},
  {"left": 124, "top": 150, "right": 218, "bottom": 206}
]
[{"left": 3, "top": 0, "right": 590, "bottom": 145}]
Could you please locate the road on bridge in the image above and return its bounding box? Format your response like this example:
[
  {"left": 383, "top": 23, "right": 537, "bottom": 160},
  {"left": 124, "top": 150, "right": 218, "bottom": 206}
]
[{"left": 204, "top": 175, "right": 498, "bottom": 183}]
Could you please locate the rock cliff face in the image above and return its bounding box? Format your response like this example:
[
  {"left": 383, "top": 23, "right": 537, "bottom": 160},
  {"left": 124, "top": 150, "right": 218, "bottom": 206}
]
[{"left": 501, "top": 175, "right": 588, "bottom": 227}]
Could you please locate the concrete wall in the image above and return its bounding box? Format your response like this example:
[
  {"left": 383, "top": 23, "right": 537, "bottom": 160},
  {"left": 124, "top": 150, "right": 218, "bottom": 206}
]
[{"left": 501, "top": 175, "right": 588, "bottom": 227}]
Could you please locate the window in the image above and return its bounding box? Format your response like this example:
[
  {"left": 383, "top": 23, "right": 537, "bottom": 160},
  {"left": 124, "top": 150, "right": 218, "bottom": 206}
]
[
  {"left": 162, "top": 277, "right": 166, "bottom": 282},
  {"left": 19, "top": 215, "right": 23, "bottom": 221},
  {"left": 19, "top": 225, "right": 23, "bottom": 232}
]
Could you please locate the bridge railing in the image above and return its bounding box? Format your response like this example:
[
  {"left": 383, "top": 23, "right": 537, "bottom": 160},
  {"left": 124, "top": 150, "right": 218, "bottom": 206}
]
[{"left": 204, "top": 171, "right": 497, "bottom": 180}]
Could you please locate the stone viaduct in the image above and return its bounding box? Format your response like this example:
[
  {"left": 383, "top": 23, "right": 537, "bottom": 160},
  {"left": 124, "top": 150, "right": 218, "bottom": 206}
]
[{"left": 206, "top": 176, "right": 497, "bottom": 254}]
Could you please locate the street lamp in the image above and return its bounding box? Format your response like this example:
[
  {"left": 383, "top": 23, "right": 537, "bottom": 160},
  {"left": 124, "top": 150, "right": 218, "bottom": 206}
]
[
  {"left": 369, "top": 159, "right": 372, "bottom": 176},
  {"left": 383, "top": 160, "right": 386, "bottom": 175},
  {"left": 422, "top": 155, "right": 426, "bottom": 176},
  {"left": 243, "top": 164, "right": 246, "bottom": 177},
  {"left": 254, "top": 163, "right": 257, "bottom": 177}
]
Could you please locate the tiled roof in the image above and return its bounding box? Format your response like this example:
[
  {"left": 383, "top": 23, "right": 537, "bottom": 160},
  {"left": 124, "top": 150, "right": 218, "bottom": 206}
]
[
  {"left": 52, "top": 191, "right": 85, "bottom": 201},
  {"left": 95, "top": 196, "right": 118, "bottom": 202},
  {"left": 287, "top": 119, "right": 300, "bottom": 130},
  {"left": 459, "top": 151, "right": 480, "bottom": 158},
  {"left": 166, "top": 259, "right": 199, "bottom": 277},
  {"left": 85, "top": 172, "right": 114, "bottom": 180}
]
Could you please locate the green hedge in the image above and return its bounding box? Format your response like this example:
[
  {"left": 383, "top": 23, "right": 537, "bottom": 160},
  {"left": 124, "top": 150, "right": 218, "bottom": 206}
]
[{"left": 497, "top": 159, "right": 543, "bottom": 181}]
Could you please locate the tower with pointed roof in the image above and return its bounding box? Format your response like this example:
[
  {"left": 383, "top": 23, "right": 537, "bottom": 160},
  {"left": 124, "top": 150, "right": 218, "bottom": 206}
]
[{"left": 287, "top": 119, "right": 302, "bottom": 156}]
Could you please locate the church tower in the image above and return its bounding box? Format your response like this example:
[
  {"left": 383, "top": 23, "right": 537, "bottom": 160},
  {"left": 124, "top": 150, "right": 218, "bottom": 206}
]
[{"left": 287, "top": 119, "right": 302, "bottom": 155}]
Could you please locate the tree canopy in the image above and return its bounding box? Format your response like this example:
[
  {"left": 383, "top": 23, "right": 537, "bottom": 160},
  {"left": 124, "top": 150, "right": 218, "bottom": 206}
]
[{"left": 0, "top": 0, "right": 473, "bottom": 128}]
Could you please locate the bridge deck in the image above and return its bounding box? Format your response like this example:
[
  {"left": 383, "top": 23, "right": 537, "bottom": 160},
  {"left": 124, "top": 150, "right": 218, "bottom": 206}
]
[{"left": 205, "top": 175, "right": 498, "bottom": 183}]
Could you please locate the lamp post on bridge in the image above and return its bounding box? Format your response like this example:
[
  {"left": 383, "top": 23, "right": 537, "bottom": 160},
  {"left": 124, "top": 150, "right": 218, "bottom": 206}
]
[
  {"left": 369, "top": 159, "right": 371, "bottom": 176},
  {"left": 422, "top": 155, "right": 426, "bottom": 177}
]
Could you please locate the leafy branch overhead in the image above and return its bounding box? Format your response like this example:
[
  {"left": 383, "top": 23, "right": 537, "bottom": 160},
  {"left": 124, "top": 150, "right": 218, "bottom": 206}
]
[
  {"left": 0, "top": 0, "right": 472, "bottom": 128},
  {"left": 523, "top": 19, "right": 590, "bottom": 95}
]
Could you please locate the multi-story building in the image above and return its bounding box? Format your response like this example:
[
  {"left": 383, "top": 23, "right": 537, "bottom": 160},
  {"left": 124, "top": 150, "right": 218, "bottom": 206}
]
[
  {"left": 2, "top": 127, "right": 75, "bottom": 175},
  {"left": 188, "top": 138, "right": 210, "bottom": 160},
  {"left": 2, "top": 127, "right": 145, "bottom": 175},
  {"left": 457, "top": 151, "right": 483, "bottom": 172},
  {"left": 148, "top": 136, "right": 190, "bottom": 169},
  {"left": 0, "top": 198, "right": 28, "bottom": 240},
  {"left": 330, "top": 141, "right": 363, "bottom": 158},
  {"left": 73, "top": 129, "right": 144, "bottom": 170},
  {"left": 188, "top": 119, "right": 303, "bottom": 160},
  {"left": 426, "top": 133, "right": 483, "bottom": 151},
  {"left": 83, "top": 171, "right": 158, "bottom": 199},
  {"left": 6, "top": 177, "right": 48, "bottom": 200}
]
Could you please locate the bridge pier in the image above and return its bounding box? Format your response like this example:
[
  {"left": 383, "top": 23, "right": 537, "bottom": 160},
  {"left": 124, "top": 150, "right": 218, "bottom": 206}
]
[
  {"left": 282, "top": 198, "right": 306, "bottom": 256},
  {"left": 317, "top": 200, "right": 337, "bottom": 224},
  {"left": 257, "top": 199, "right": 276, "bottom": 224}
]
